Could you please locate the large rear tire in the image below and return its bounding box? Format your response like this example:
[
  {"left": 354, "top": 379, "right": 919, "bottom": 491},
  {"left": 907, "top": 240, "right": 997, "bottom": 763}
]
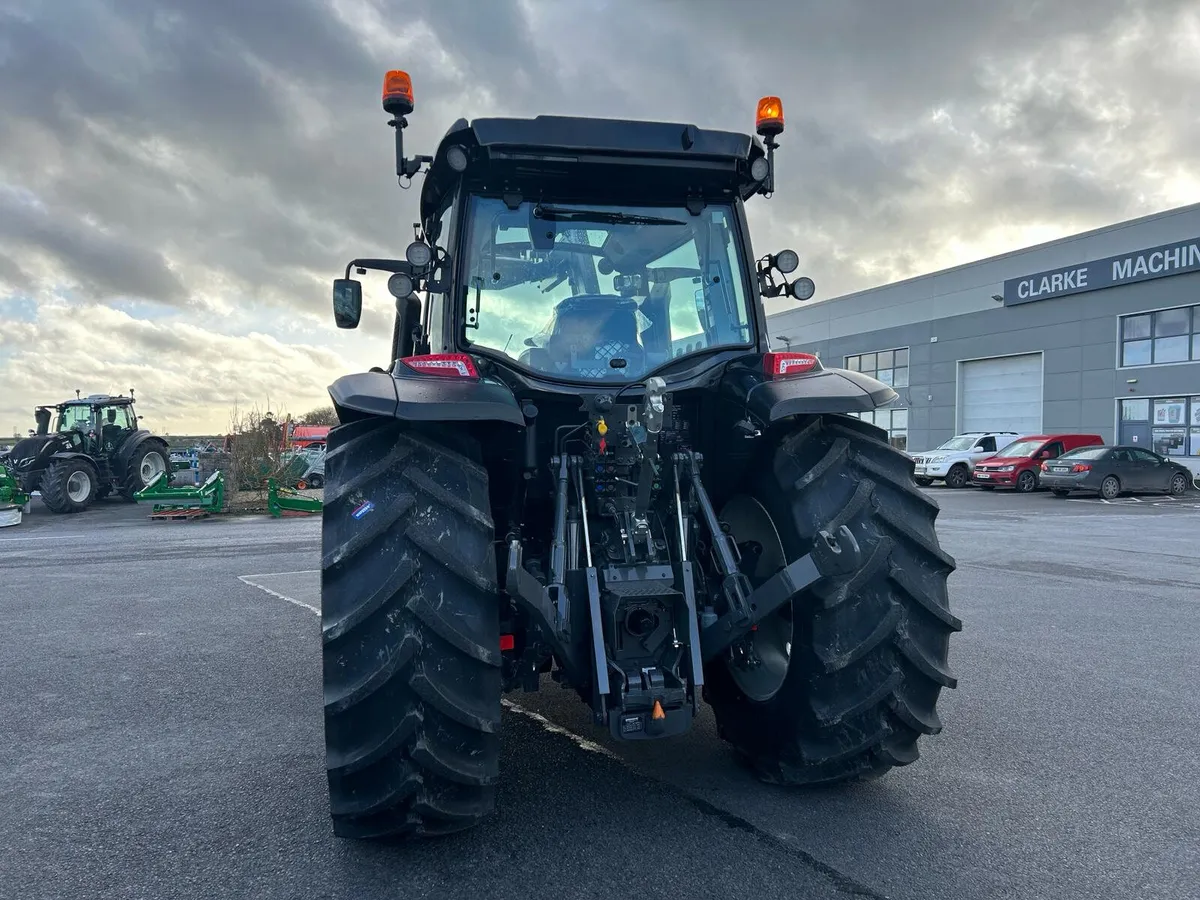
[
  {"left": 705, "top": 414, "right": 960, "bottom": 784},
  {"left": 321, "top": 417, "right": 501, "bottom": 840},
  {"left": 120, "top": 439, "right": 170, "bottom": 500},
  {"left": 40, "top": 458, "right": 98, "bottom": 514}
]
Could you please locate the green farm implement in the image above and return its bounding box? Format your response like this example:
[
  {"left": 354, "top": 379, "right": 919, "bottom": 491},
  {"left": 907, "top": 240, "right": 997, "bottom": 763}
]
[
  {"left": 0, "top": 463, "right": 32, "bottom": 527},
  {"left": 266, "top": 478, "right": 322, "bottom": 518},
  {"left": 134, "top": 470, "right": 225, "bottom": 520}
]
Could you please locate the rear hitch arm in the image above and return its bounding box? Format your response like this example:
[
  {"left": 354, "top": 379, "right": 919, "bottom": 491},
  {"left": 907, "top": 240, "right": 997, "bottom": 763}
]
[
  {"left": 677, "top": 452, "right": 754, "bottom": 625},
  {"left": 699, "top": 524, "right": 861, "bottom": 662}
]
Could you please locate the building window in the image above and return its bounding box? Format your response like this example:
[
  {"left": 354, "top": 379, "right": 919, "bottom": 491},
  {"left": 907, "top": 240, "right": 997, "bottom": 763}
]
[
  {"left": 1120, "top": 395, "right": 1200, "bottom": 457},
  {"left": 1120, "top": 305, "right": 1200, "bottom": 367},
  {"left": 845, "top": 347, "right": 909, "bottom": 387},
  {"left": 849, "top": 407, "right": 908, "bottom": 450},
  {"left": 1120, "top": 398, "right": 1149, "bottom": 421}
]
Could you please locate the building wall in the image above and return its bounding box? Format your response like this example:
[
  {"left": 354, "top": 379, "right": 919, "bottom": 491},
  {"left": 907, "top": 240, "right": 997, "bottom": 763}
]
[{"left": 765, "top": 203, "right": 1200, "bottom": 471}]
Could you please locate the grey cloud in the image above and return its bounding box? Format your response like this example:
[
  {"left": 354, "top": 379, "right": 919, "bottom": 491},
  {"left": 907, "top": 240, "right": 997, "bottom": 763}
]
[
  {"left": 0, "top": 187, "right": 188, "bottom": 303},
  {"left": 0, "top": 251, "right": 32, "bottom": 292},
  {"left": 1, "top": 0, "right": 1198, "bottom": 335}
]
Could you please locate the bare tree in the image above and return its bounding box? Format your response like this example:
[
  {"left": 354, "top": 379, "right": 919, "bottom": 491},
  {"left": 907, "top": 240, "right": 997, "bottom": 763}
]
[{"left": 298, "top": 405, "right": 338, "bottom": 426}]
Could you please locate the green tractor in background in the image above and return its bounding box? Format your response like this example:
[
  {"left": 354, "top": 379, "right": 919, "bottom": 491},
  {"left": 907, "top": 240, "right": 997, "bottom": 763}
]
[{"left": 3, "top": 391, "right": 170, "bottom": 514}]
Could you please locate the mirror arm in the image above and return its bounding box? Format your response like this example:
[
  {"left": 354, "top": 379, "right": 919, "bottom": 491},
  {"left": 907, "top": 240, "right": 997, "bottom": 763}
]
[{"left": 345, "top": 258, "right": 411, "bottom": 277}]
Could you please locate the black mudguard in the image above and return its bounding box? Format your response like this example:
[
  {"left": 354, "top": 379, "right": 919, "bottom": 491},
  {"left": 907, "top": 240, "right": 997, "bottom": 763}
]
[
  {"left": 722, "top": 360, "right": 898, "bottom": 425},
  {"left": 114, "top": 431, "right": 169, "bottom": 479},
  {"left": 48, "top": 451, "right": 98, "bottom": 467},
  {"left": 329, "top": 371, "right": 525, "bottom": 426},
  {"left": 8, "top": 436, "right": 73, "bottom": 491}
]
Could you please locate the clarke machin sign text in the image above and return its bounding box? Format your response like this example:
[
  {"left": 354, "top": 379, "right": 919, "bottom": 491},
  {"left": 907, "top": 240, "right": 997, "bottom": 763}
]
[{"left": 1003, "top": 236, "right": 1200, "bottom": 306}]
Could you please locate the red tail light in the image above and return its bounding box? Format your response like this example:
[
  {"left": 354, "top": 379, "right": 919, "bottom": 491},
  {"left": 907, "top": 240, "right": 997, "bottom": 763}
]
[
  {"left": 763, "top": 351, "right": 819, "bottom": 377},
  {"left": 1040, "top": 462, "right": 1048, "bottom": 472},
  {"left": 401, "top": 353, "right": 479, "bottom": 378},
  {"left": 1070, "top": 463, "right": 1091, "bottom": 473},
  {"left": 499, "top": 634, "right": 514, "bottom": 652}
]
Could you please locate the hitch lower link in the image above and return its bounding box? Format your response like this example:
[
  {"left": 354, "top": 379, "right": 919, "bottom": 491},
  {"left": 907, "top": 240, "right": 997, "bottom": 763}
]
[{"left": 679, "top": 452, "right": 863, "bottom": 663}]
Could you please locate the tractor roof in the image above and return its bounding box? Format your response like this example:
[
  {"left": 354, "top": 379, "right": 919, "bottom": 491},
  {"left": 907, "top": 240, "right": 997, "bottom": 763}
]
[
  {"left": 420, "top": 115, "right": 767, "bottom": 224},
  {"left": 43, "top": 394, "right": 135, "bottom": 409}
]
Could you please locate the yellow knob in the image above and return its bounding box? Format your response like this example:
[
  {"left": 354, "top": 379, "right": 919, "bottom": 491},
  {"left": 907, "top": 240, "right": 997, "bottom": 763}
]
[{"left": 597, "top": 419, "right": 608, "bottom": 435}]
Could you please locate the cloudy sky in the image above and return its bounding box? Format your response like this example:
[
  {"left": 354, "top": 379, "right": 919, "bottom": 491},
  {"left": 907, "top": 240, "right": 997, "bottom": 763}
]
[{"left": 2, "top": 0, "right": 1198, "bottom": 436}]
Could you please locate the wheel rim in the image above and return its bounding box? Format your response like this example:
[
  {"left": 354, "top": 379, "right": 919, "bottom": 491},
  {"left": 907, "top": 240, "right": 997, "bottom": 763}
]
[
  {"left": 1101, "top": 477, "right": 1119, "bottom": 499},
  {"left": 947, "top": 466, "right": 967, "bottom": 488},
  {"left": 1018, "top": 471, "right": 1035, "bottom": 492},
  {"left": 67, "top": 470, "right": 91, "bottom": 503},
  {"left": 718, "top": 495, "right": 792, "bottom": 703},
  {"left": 1171, "top": 474, "right": 1187, "bottom": 495},
  {"left": 140, "top": 451, "right": 166, "bottom": 484}
]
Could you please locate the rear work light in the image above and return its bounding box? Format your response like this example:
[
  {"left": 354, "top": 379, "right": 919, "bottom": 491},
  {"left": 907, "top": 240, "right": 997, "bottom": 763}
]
[
  {"left": 763, "top": 351, "right": 820, "bottom": 377},
  {"left": 400, "top": 353, "right": 478, "bottom": 378}
]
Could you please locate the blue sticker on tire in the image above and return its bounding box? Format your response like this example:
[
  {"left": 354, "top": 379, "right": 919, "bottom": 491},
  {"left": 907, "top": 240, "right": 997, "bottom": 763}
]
[{"left": 351, "top": 500, "right": 374, "bottom": 520}]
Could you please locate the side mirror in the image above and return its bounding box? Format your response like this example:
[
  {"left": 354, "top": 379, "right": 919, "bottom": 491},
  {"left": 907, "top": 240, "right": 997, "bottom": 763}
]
[{"left": 333, "top": 279, "right": 363, "bottom": 329}]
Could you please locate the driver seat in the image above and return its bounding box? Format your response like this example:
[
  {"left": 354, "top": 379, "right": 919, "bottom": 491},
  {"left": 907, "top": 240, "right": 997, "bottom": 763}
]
[{"left": 557, "top": 298, "right": 645, "bottom": 378}]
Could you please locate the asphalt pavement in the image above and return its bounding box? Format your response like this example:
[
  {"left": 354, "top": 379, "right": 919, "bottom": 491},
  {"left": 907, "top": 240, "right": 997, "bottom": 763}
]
[{"left": 1, "top": 487, "right": 1197, "bottom": 900}]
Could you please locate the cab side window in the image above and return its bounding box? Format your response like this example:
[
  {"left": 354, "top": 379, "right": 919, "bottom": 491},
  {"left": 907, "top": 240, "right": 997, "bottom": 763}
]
[
  {"left": 1042, "top": 441, "right": 1065, "bottom": 459},
  {"left": 109, "top": 407, "right": 134, "bottom": 430},
  {"left": 977, "top": 436, "right": 997, "bottom": 453}
]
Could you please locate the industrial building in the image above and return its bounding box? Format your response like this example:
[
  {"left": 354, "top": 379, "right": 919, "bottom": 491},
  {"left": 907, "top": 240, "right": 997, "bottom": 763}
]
[{"left": 766, "top": 202, "right": 1200, "bottom": 475}]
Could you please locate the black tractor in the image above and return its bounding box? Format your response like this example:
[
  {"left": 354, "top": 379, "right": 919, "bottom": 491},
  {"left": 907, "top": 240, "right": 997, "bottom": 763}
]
[
  {"left": 4, "top": 391, "right": 170, "bottom": 513},
  {"left": 321, "top": 71, "right": 960, "bottom": 840}
]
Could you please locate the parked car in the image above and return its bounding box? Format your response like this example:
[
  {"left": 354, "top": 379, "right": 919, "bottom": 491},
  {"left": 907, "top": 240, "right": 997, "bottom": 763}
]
[
  {"left": 971, "top": 433, "right": 1104, "bottom": 492},
  {"left": 910, "top": 431, "right": 1019, "bottom": 488},
  {"left": 1040, "top": 445, "right": 1194, "bottom": 499}
]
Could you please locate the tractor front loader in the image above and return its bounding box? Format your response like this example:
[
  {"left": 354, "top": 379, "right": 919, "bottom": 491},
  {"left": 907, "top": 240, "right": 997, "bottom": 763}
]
[{"left": 319, "top": 71, "right": 961, "bottom": 840}]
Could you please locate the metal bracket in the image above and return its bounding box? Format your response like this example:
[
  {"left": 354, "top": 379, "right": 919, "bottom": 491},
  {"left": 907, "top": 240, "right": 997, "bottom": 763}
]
[
  {"left": 699, "top": 525, "right": 861, "bottom": 661},
  {"left": 505, "top": 539, "right": 586, "bottom": 687}
]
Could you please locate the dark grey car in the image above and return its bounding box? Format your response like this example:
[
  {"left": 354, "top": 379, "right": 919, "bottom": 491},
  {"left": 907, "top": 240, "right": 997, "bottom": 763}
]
[{"left": 1040, "top": 445, "right": 1195, "bottom": 499}]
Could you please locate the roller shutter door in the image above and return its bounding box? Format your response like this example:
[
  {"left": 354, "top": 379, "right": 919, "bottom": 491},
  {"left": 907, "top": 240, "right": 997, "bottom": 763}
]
[{"left": 958, "top": 353, "right": 1042, "bottom": 435}]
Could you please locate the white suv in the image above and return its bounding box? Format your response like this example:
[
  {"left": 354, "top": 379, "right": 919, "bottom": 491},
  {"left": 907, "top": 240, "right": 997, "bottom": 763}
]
[{"left": 910, "top": 432, "right": 1019, "bottom": 488}]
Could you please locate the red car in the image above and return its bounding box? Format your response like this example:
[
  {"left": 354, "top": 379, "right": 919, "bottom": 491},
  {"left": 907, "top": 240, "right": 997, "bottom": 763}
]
[{"left": 971, "top": 433, "right": 1104, "bottom": 493}]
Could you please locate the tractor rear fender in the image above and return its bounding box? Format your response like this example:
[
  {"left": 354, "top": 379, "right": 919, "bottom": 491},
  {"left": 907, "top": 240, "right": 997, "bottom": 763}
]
[
  {"left": 726, "top": 365, "right": 899, "bottom": 424},
  {"left": 115, "top": 431, "right": 169, "bottom": 470},
  {"left": 329, "top": 371, "right": 525, "bottom": 426}
]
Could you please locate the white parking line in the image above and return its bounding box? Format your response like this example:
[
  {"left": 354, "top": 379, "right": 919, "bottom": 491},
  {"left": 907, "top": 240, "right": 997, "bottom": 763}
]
[
  {"left": 238, "top": 569, "right": 319, "bottom": 579},
  {"left": 237, "top": 574, "right": 320, "bottom": 614},
  {"left": 500, "top": 699, "right": 617, "bottom": 758}
]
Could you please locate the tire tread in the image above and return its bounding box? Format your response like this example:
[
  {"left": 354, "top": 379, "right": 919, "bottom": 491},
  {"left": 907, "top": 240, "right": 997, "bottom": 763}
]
[
  {"left": 321, "top": 417, "right": 499, "bottom": 840},
  {"left": 706, "top": 413, "right": 959, "bottom": 785}
]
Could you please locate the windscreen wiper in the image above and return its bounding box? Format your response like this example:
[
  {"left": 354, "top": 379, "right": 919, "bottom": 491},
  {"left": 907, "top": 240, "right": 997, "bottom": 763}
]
[{"left": 533, "top": 206, "right": 686, "bottom": 227}]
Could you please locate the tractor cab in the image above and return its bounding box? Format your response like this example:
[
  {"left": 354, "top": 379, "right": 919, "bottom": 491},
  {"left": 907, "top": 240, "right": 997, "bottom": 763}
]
[
  {"left": 331, "top": 74, "right": 817, "bottom": 387},
  {"left": 49, "top": 395, "right": 138, "bottom": 456}
]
